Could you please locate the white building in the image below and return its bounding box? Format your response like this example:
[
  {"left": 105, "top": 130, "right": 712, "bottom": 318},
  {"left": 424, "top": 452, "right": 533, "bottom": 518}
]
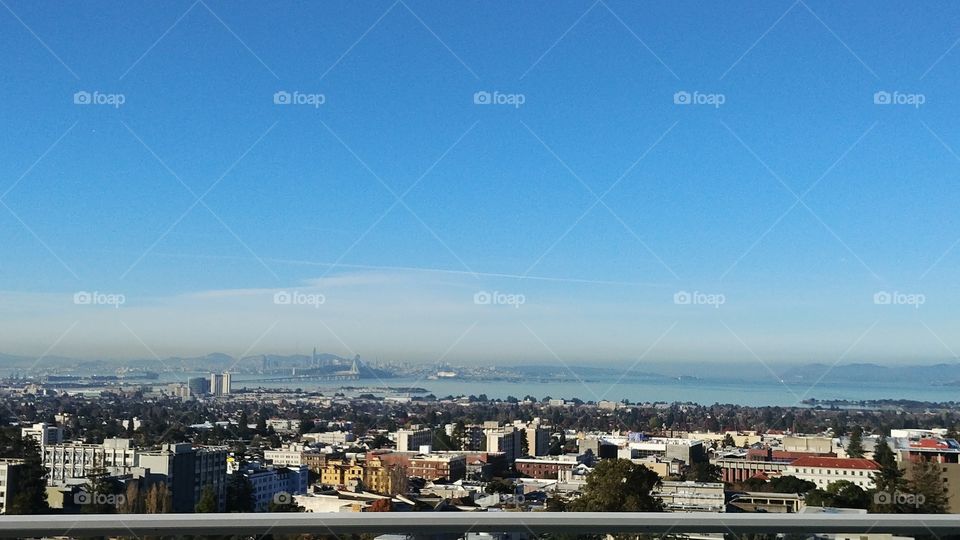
[
  {"left": 21, "top": 423, "right": 63, "bottom": 447},
  {"left": 0, "top": 460, "right": 24, "bottom": 514},
  {"left": 303, "top": 431, "right": 355, "bottom": 445},
  {"left": 43, "top": 438, "right": 138, "bottom": 485},
  {"left": 264, "top": 443, "right": 312, "bottom": 467},
  {"left": 785, "top": 457, "right": 879, "bottom": 490},
  {"left": 656, "top": 481, "right": 726, "bottom": 513}
]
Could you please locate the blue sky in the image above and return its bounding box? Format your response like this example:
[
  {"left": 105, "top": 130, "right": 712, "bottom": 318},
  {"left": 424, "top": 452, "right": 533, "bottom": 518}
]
[{"left": 1, "top": 1, "right": 959, "bottom": 365}]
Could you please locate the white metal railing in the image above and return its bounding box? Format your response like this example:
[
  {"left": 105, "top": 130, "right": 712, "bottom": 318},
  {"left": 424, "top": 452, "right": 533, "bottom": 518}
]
[{"left": 0, "top": 512, "right": 958, "bottom": 538}]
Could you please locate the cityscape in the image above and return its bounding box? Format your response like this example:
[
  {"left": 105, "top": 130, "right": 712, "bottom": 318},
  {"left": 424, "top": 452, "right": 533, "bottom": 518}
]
[{"left": 4, "top": 0, "right": 960, "bottom": 538}]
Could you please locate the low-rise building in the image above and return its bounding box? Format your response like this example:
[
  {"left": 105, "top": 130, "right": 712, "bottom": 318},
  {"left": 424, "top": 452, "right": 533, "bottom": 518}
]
[
  {"left": 515, "top": 455, "right": 582, "bottom": 480},
  {"left": 785, "top": 456, "right": 879, "bottom": 490},
  {"left": 43, "top": 438, "right": 138, "bottom": 485},
  {"left": 656, "top": 481, "right": 725, "bottom": 513}
]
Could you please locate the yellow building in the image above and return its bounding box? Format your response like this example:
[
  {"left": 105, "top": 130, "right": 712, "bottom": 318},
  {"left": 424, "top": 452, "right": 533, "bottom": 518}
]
[{"left": 320, "top": 458, "right": 407, "bottom": 496}]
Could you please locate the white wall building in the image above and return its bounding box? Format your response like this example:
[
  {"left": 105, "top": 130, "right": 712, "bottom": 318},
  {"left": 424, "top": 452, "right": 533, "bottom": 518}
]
[{"left": 785, "top": 457, "right": 879, "bottom": 490}]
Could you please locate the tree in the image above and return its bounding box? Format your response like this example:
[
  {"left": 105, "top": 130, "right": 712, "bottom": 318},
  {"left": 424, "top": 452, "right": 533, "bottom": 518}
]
[
  {"left": 80, "top": 467, "right": 121, "bottom": 514},
  {"left": 369, "top": 498, "right": 392, "bottom": 512},
  {"left": 484, "top": 478, "right": 515, "bottom": 495},
  {"left": 195, "top": 484, "right": 218, "bottom": 513},
  {"left": 768, "top": 475, "right": 816, "bottom": 494},
  {"left": 683, "top": 462, "right": 722, "bottom": 483},
  {"left": 568, "top": 459, "right": 663, "bottom": 512},
  {"left": 907, "top": 459, "right": 949, "bottom": 514},
  {"left": 846, "top": 427, "right": 865, "bottom": 458},
  {"left": 805, "top": 480, "right": 869, "bottom": 509},
  {"left": 722, "top": 433, "right": 736, "bottom": 448},
  {"left": 871, "top": 435, "right": 907, "bottom": 512},
  {"left": 226, "top": 473, "right": 254, "bottom": 513},
  {"left": 118, "top": 482, "right": 144, "bottom": 514},
  {"left": 6, "top": 437, "right": 50, "bottom": 515},
  {"left": 144, "top": 483, "right": 172, "bottom": 514}
]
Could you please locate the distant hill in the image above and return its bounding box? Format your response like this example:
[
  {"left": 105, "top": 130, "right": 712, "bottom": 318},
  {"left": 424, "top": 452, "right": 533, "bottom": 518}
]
[{"left": 776, "top": 362, "right": 960, "bottom": 385}]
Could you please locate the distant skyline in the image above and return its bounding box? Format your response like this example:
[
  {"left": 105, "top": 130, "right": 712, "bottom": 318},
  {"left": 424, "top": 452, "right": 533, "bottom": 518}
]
[{"left": 2, "top": 2, "right": 960, "bottom": 364}]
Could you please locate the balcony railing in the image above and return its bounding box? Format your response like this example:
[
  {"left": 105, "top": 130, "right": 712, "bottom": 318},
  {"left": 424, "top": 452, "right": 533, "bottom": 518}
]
[{"left": 0, "top": 513, "right": 958, "bottom": 538}]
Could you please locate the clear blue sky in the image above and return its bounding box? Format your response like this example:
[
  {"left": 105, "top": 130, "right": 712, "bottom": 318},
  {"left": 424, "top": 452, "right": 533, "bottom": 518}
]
[{"left": 1, "top": 1, "right": 959, "bottom": 365}]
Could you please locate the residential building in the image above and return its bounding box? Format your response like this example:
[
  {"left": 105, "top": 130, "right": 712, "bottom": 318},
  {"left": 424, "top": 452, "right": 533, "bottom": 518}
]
[
  {"left": 396, "top": 427, "right": 433, "bottom": 452},
  {"left": 485, "top": 426, "right": 524, "bottom": 464},
  {"left": 515, "top": 455, "right": 582, "bottom": 480},
  {"left": 21, "top": 423, "right": 63, "bottom": 447},
  {"left": 302, "top": 431, "right": 355, "bottom": 445},
  {"left": 408, "top": 454, "right": 466, "bottom": 481},
  {"left": 209, "top": 372, "right": 231, "bottom": 396},
  {"left": 137, "top": 443, "right": 228, "bottom": 512},
  {"left": 523, "top": 422, "right": 551, "bottom": 457},
  {"left": 236, "top": 463, "right": 309, "bottom": 512},
  {"left": 264, "top": 443, "right": 316, "bottom": 467}
]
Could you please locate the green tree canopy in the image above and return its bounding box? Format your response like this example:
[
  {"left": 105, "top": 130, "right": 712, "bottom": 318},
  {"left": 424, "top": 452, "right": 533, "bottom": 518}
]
[{"left": 568, "top": 459, "right": 663, "bottom": 512}]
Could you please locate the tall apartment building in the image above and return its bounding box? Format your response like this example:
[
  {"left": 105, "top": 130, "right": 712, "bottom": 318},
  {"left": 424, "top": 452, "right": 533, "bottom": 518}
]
[
  {"left": 43, "top": 438, "right": 138, "bottom": 485},
  {"left": 0, "top": 460, "right": 24, "bottom": 514},
  {"left": 21, "top": 423, "right": 63, "bottom": 447},
  {"left": 396, "top": 427, "right": 433, "bottom": 452},
  {"left": 524, "top": 424, "right": 551, "bottom": 457},
  {"left": 209, "top": 372, "right": 231, "bottom": 396},
  {"left": 138, "top": 443, "right": 228, "bottom": 513},
  {"left": 485, "top": 426, "right": 525, "bottom": 464}
]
